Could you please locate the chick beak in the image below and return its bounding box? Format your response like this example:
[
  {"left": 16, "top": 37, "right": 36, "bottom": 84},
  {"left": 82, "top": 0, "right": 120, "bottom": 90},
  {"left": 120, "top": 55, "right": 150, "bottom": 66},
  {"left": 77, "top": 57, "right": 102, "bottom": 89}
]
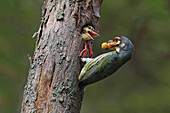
[{"left": 87, "top": 29, "right": 100, "bottom": 39}]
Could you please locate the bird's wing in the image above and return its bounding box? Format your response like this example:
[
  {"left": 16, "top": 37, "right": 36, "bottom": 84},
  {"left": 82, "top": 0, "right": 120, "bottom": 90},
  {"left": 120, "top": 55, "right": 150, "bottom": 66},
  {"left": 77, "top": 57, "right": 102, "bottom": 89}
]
[{"left": 78, "top": 51, "right": 118, "bottom": 81}]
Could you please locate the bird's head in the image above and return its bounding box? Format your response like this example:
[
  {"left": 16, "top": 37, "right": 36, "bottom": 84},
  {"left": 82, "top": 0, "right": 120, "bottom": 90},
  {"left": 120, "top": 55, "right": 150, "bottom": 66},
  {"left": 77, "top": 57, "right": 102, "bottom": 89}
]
[
  {"left": 81, "top": 25, "right": 99, "bottom": 41},
  {"left": 101, "top": 37, "right": 121, "bottom": 50}
]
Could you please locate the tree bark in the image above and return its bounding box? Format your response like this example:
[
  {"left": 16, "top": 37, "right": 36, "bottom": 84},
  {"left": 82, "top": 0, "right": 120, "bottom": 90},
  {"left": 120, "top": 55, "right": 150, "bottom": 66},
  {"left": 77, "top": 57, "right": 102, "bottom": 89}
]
[{"left": 21, "top": 0, "right": 103, "bottom": 113}]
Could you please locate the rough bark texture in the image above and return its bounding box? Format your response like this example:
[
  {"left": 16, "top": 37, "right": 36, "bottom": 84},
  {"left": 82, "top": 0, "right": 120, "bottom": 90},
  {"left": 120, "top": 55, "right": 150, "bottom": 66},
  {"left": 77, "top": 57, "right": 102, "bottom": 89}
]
[{"left": 21, "top": 0, "right": 103, "bottom": 113}]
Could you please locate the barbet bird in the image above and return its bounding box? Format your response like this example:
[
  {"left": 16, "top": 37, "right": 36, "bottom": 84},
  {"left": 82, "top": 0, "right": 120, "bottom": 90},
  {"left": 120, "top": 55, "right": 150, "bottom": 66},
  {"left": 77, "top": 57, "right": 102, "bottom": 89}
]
[
  {"left": 79, "top": 25, "right": 100, "bottom": 58},
  {"left": 79, "top": 36, "right": 134, "bottom": 87}
]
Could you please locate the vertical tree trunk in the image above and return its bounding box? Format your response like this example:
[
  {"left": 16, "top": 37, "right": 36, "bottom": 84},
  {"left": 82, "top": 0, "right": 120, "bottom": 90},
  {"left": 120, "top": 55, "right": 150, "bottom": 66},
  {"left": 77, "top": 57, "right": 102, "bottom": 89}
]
[{"left": 21, "top": 0, "right": 103, "bottom": 112}]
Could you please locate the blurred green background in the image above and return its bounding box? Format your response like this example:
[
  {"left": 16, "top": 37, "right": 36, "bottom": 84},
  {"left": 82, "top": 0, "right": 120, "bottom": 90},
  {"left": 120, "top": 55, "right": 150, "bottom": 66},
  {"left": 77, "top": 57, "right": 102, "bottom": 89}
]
[{"left": 0, "top": 0, "right": 170, "bottom": 113}]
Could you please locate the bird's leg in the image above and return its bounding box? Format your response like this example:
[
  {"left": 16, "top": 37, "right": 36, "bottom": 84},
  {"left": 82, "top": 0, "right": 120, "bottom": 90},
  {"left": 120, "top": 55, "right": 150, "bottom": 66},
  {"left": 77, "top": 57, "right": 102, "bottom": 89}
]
[
  {"left": 88, "top": 44, "right": 93, "bottom": 58},
  {"left": 79, "top": 42, "right": 88, "bottom": 58}
]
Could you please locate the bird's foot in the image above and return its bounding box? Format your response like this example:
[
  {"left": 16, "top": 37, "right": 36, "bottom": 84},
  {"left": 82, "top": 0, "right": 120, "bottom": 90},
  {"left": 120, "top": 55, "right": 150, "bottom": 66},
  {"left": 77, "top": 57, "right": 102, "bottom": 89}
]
[
  {"left": 89, "top": 51, "right": 93, "bottom": 58},
  {"left": 79, "top": 42, "right": 88, "bottom": 58},
  {"left": 79, "top": 49, "right": 87, "bottom": 58}
]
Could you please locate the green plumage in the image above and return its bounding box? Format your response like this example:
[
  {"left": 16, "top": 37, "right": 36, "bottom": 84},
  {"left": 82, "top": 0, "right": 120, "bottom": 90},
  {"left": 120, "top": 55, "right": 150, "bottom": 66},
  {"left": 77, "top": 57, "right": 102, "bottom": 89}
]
[{"left": 79, "top": 36, "right": 134, "bottom": 87}]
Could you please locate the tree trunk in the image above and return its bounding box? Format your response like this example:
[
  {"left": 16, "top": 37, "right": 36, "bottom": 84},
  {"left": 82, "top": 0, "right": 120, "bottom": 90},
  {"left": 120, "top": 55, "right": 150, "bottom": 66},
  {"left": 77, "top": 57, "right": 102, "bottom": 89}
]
[{"left": 21, "top": 0, "right": 103, "bottom": 113}]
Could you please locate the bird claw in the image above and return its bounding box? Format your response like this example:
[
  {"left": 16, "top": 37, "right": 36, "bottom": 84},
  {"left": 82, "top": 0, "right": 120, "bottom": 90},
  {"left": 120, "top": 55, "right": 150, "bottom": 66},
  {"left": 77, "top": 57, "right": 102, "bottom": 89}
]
[
  {"left": 79, "top": 42, "right": 94, "bottom": 58},
  {"left": 79, "top": 42, "right": 88, "bottom": 57},
  {"left": 89, "top": 51, "right": 93, "bottom": 58},
  {"left": 79, "top": 49, "right": 87, "bottom": 58},
  {"left": 79, "top": 49, "right": 93, "bottom": 58}
]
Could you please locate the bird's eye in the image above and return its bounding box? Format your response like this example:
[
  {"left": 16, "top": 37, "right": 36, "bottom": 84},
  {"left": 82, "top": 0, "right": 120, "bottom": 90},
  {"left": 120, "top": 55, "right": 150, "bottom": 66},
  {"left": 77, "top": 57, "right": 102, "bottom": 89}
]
[
  {"left": 114, "top": 37, "right": 120, "bottom": 41},
  {"left": 88, "top": 26, "right": 93, "bottom": 29}
]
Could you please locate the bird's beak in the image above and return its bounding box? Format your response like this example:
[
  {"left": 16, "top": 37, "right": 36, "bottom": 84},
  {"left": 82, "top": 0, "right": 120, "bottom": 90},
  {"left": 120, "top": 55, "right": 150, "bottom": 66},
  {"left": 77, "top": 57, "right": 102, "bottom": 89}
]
[{"left": 87, "top": 29, "right": 100, "bottom": 39}]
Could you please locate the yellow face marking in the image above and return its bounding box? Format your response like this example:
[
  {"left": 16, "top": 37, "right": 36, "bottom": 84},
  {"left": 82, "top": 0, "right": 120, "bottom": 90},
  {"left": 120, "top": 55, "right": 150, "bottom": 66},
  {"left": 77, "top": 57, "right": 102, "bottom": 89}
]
[
  {"left": 83, "top": 27, "right": 88, "bottom": 31},
  {"left": 115, "top": 40, "right": 121, "bottom": 45},
  {"left": 114, "top": 47, "right": 120, "bottom": 53},
  {"left": 84, "top": 26, "right": 94, "bottom": 31},
  {"left": 120, "top": 42, "right": 125, "bottom": 47}
]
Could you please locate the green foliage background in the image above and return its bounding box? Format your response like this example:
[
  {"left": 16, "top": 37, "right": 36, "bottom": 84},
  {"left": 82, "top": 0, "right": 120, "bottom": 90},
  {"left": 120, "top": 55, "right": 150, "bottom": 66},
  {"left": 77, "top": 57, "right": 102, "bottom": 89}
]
[{"left": 0, "top": 0, "right": 170, "bottom": 113}]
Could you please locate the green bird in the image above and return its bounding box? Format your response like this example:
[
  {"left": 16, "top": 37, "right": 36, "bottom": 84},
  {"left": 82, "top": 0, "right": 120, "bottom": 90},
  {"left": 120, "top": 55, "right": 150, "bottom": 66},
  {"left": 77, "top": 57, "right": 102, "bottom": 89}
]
[{"left": 78, "top": 36, "right": 134, "bottom": 87}]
